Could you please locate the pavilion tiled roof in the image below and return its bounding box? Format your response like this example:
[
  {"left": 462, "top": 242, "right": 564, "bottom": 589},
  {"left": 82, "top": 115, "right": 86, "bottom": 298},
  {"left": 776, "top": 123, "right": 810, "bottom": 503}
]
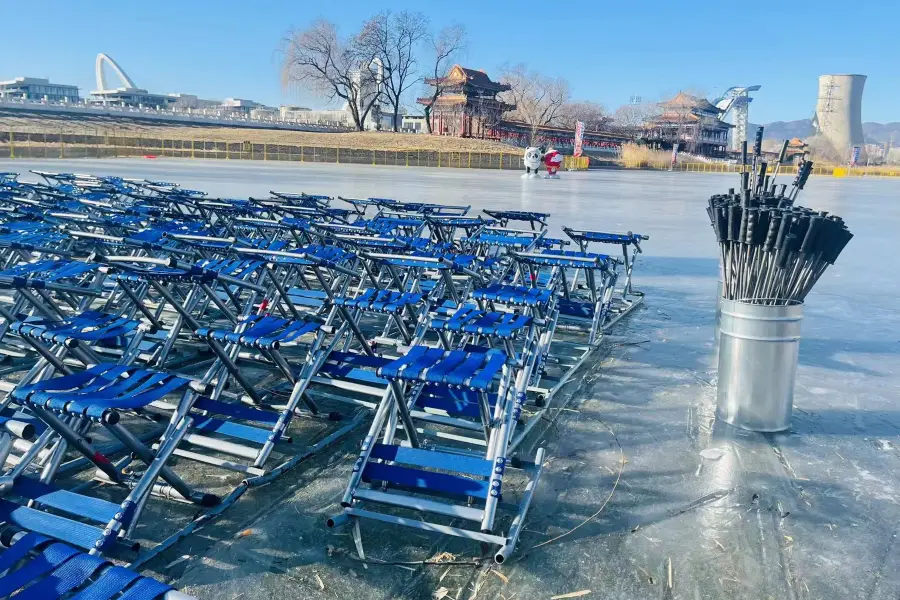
[{"left": 424, "top": 65, "right": 511, "bottom": 92}]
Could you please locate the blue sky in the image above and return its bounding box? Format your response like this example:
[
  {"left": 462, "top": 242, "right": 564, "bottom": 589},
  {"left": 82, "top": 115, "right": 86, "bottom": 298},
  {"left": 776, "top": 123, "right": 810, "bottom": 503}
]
[{"left": 2, "top": 0, "right": 897, "bottom": 124}]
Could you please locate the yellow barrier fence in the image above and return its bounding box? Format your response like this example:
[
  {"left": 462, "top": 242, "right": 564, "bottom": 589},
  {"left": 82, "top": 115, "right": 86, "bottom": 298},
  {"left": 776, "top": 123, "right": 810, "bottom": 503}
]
[
  {"left": 564, "top": 156, "right": 590, "bottom": 170},
  {"left": 645, "top": 160, "right": 900, "bottom": 178},
  {"left": 3, "top": 130, "right": 896, "bottom": 176},
  {"left": 0, "top": 130, "right": 552, "bottom": 171}
]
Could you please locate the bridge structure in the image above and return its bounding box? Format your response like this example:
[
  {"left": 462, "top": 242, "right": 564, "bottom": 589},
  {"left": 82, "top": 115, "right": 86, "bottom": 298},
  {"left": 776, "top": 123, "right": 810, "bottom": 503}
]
[
  {"left": 491, "top": 121, "right": 629, "bottom": 155},
  {"left": 713, "top": 86, "right": 761, "bottom": 151},
  {"left": 94, "top": 53, "right": 136, "bottom": 93}
]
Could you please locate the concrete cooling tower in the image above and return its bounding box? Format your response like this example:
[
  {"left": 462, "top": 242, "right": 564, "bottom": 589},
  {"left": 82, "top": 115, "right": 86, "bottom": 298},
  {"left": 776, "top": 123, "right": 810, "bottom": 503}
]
[{"left": 814, "top": 74, "right": 866, "bottom": 157}]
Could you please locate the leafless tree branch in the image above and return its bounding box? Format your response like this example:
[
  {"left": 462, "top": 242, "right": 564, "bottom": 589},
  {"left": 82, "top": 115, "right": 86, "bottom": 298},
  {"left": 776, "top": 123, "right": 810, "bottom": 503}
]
[
  {"left": 421, "top": 25, "right": 466, "bottom": 134},
  {"left": 499, "top": 64, "right": 571, "bottom": 144},
  {"left": 281, "top": 18, "right": 384, "bottom": 131},
  {"left": 365, "top": 11, "right": 429, "bottom": 131}
]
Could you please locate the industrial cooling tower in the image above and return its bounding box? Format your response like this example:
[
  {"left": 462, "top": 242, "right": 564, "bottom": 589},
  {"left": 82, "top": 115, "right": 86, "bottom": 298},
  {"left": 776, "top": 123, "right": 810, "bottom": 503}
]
[{"left": 814, "top": 74, "right": 866, "bottom": 157}]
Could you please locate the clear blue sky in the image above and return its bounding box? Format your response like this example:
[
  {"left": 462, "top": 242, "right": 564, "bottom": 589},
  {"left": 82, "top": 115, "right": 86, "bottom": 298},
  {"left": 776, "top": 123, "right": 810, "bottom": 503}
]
[{"left": 2, "top": 0, "right": 897, "bottom": 124}]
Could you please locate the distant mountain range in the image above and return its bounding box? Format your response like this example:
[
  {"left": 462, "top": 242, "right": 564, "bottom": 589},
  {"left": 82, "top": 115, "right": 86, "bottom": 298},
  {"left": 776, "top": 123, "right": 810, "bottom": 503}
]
[{"left": 755, "top": 119, "right": 900, "bottom": 145}]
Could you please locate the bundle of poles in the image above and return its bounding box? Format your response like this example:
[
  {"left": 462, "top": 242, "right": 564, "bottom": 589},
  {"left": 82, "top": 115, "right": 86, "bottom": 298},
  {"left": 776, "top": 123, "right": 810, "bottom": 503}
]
[{"left": 707, "top": 129, "right": 854, "bottom": 304}]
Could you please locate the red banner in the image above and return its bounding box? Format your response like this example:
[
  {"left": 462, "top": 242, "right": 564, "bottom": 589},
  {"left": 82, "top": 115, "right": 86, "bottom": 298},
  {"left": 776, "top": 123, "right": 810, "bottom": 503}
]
[{"left": 573, "top": 121, "right": 585, "bottom": 157}]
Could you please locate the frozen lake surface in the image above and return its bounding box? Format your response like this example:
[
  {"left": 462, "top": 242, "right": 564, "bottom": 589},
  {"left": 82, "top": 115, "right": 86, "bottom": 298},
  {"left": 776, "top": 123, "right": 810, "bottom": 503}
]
[{"left": 6, "top": 158, "right": 900, "bottom": 599}]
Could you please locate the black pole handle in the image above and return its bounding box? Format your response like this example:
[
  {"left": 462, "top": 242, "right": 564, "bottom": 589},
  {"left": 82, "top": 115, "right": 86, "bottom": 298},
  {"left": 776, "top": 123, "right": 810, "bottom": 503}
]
[{"left": 777, "top": 139, "right": 789, "bottom": 164}]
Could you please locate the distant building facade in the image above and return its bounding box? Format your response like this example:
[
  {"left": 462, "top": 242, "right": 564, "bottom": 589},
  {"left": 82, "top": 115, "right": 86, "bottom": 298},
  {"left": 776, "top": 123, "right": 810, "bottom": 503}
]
[
  {"left": 168, "top": 94, "right": 220, "bottom": 110},
  {"left": 417, "top": 65, "right": 514, "bottom": 138},
  {"left": 91, "top": 87, "right": 175, "bottom": 109},
  {"left": 785, "top": 137, "right": 809, "bottom": 163},
  {"left": 496, "top": 121, "right": 627, "bottom": 154},
  {"left": 280, "top": 106, "right": 353, "bottom": 127},
  {"left": 0, "top": 77, "right": 80, "bottom": 103},
  {"left": 643, "top": 92, "right": 732, "bottom": 157},
  {"left": 401, "top": 114, "right": 426, "bottom": 133},
  {"left": 221, "top": 98, "right": 273, "bottom": 116}
]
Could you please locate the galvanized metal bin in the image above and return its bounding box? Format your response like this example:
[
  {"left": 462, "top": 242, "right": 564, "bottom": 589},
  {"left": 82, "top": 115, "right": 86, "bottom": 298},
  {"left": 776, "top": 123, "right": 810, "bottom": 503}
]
[
  {"left": 714, "top": 280, "right": 724, "bottom": 346},
  {"left": 716, "top": 300, "right": 803, "bottom": 432}
]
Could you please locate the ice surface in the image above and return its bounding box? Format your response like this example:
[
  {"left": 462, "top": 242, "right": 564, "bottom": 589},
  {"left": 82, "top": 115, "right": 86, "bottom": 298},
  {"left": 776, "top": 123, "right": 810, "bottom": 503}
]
[{"left": 6, "top": 158, "right": 900, "bottom": 599}]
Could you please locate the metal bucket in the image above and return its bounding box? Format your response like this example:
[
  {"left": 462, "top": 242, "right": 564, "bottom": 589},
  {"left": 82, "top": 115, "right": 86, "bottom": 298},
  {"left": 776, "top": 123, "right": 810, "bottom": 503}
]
[
  {"left": 716, "top": 300, "right": 803, "bottom": 432},
  {"left": 714, "top": 279, "right": 724, "bottom": 343}
]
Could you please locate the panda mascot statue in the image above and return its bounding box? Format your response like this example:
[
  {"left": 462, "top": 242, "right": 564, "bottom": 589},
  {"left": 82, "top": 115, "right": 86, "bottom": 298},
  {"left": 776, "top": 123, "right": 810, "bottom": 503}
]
[
  {"left": 522, "top": 146, "right": 543, "bottom": 178},
  {"left": 543, "top": 146, "right": 563, "bottom": 179}
]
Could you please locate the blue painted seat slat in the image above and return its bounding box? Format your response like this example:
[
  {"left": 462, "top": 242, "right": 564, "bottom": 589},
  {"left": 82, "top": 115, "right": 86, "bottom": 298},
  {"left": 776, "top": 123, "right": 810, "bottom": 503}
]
[
  {"left": 362, "top": 463, "right": 489, "bottom": 499},
  {"left": 191, "top": 417, "right": 271, "bottom": 445},
  {"left": 558, "top": 299, "right": 595, "bottom": 319},
  {"left": 369, "top": 444, "right": 492, "bottom": 477},
  {"left": 12, "top": 477, "right": 120, "bottom": 524},
  {"left": 0, "top": 499, "right": 103, "bottom": 551},
  {"left": 192, "top": 397, "right": 280, "bottom": 424}
]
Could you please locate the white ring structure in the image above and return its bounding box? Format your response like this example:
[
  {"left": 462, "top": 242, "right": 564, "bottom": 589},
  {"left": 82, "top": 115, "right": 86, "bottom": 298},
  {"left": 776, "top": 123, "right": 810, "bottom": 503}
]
[{"left": 95, "top": 53, "right": 136, "bottom": 91}]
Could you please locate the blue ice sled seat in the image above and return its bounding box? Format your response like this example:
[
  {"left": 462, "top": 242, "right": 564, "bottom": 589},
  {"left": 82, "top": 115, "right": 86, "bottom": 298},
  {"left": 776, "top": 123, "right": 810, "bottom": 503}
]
[
  {"left": 436, "top": 306, "right": 533, "bottom": 339},
  {"left": 10, "top": 311, "right": 141, "bottom": 347},
  {"left": 472, "top": 284, "right": 552, "bottom": 308},
  {"left": 12, "top": 364, "right": 192, "bottom": 420},
  {"left": 563, "top": 229, "right": 648, "bottom": 246},
  {"left": 333, "top": 289, "right": 424, "bottom": 314},
  {"left": 196, "top": 314, "right": 320, "bottom": 349},
  {"left": 354, "top": 347, "right": 506, "bottom": 499},
  {"left": 377, "top": 346, "right": 507, "bottom": 391},
  {"left": 8, "top": 364, "right": 219, "bottom": 552}
]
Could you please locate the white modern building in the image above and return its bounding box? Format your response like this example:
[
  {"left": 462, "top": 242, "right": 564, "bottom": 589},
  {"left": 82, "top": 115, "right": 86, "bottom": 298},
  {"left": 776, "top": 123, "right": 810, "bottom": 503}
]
[
  {"left": 91, "top": 88, "right": 176, "bottom": 109},
  {"left": 280, "top": 106, "right": 353, "bottom": 127},
  {"left": 0, "top": 77, "right": 80, "bottom": 103},
  {"left": 401, "top": 114, "right": 426, "bottom": 133},
  {"left": 249, "top": 107, "right": 279, "bottom": 120},
  {"left": 168, "top": 94, "right": 220, "bottom": 110},
  {"left": 221, "top": 98, "right": 276, "bottom": 116}
]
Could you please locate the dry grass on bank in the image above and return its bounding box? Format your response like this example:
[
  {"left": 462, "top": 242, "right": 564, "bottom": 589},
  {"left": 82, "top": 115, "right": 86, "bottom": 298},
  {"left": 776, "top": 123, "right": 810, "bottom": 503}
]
[
  {"left": 619, "top": 142, "right": 708, "bottom": 169},
  {"left": 0, "top": 111, "right": 520, "bottom": 154}
]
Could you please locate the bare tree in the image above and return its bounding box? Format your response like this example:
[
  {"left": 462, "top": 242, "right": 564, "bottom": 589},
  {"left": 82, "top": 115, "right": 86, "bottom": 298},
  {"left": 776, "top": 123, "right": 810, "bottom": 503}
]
[
  {"left": 499, "top": 65, "right": 571, "bottom": 144},
  {"left": 367, "top": 11, "right": 429, "bottom": 132},
  {"left": 281, "top": 19, "right": 384, "bottom": 131},
  {"left": 613, "top": 102, "right": 661, "bottom": 136},
  {"left": 558, "top": 101, "right": 610, "bottom": 131},
  {"left": 468, "top": 96, "right": 503, "bottom": 139},
  {"left": 614, "top": 104, "right": 646, "bottom": 130},
  {"left": 421, "top": 25, "right": 466, "bottom": 134}
]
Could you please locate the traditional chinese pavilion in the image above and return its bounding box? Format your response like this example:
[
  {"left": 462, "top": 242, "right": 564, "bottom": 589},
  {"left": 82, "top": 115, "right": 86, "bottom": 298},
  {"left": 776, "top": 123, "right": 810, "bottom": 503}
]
[
  {"left": 643, "top": 92, "right": 733, "bottom": 157},
  {"left": 418, "top": 65, "right": 514, "bottom": 138}
]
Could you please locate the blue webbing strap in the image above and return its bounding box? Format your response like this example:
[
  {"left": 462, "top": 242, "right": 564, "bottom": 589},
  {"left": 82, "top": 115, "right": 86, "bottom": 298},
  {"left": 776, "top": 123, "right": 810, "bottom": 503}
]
[
  {"left": 469, "top": 351, "right": 508, "bottom": 390},
  {"left": 424, "top": 351, "right": 469, "bottom": 383},
  {"left": 444, "top": 352, "right": 490, "bottom": 387},
  {"left": 116, "top": 576, "right": 172, "bottom": 600},
  {"left": 377, "top": 346, "right": 428, "bottom": 379},
  {"left": 398, "top": 347, "right": 446, "bottom": 380},
  {"left": 67, "top": 566, "right": 140, "bottom": 600},
  {"left": 15, "top": 552, "right": 107, "bottom": 599},
  {"left": 15, "top": 364, "right": 130, "bottom": 398},
  {"left": 0, "top": 533, "right": 50, "bottom": 573},
  {"left": 0, "top": 542, "right": 80, "bottom": 596}
]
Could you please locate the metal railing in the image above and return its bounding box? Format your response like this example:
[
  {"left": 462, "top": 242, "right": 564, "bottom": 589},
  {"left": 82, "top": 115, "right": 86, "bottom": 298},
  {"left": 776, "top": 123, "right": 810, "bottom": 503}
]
[{"left": 0, "top": 98, "right": 351, "bottom": 132}]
